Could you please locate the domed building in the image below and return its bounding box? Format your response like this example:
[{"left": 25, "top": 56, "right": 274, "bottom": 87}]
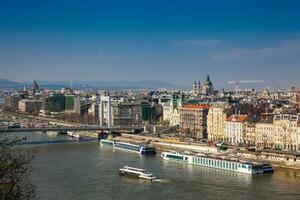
[{"left": 202, "top": 75, "right": 213, "bottom": 95}]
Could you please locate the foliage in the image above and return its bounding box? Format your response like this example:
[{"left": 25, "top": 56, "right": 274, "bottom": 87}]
[{"left": 0, "top": 134, "right": 37, "bottom": 200}]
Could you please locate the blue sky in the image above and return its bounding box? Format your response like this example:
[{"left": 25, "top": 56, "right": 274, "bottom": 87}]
[{"left": 0, "top": 0, "right": 300, "bottom": 88}]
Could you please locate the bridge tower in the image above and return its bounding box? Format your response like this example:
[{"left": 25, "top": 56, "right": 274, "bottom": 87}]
[{"left": 99, "top": 94, "right": 112, "bottom": 128}]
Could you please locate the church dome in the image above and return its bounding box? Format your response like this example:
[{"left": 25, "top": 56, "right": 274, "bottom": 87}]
[{"left": 204, "top": 75, "right": 212, "bottom": 87}]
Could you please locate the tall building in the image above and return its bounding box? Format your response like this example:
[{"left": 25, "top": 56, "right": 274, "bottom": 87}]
[
  {"left": 41, "top": 93, "right": 65, "bottom": 113},
  {"left": 4, "top": 94, "right": 20, "bottom": 111},
  {"left": 179, "top": 104, "right": 210, "bottom": 139},
  {"left": 207, "top": 104, "right": 229, "bottom": 142},
  {"left": 65, "top": 94, "right": 81, "bottom": 114},
  {"left": 225, "top": 114, "right": 248, "bottom": 145}
]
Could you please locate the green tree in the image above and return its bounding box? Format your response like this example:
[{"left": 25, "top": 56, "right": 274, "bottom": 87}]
[{"left": 0, "top": 134, "right": 37, "bottom": 200}]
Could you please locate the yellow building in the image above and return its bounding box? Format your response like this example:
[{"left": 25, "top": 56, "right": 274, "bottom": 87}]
[
  {"left": 273, "top": 114, "right": 299, "bottom": 151},
  {"left": 255, "top": 120, "right": 274, "bottom": 149},
  {"left": 207, "top": 105, "right": 228, "bottom": 142},
  {"left": 245, "top": 122, "right": 256, "bottom": 146}
]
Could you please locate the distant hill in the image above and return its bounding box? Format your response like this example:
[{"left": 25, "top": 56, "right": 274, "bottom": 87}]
[
  {"left": 0, "top": 79, "right": 23, "bottom": 89},
  {"left": 17, "top": 80, "right": 185, "bottom": 90}
]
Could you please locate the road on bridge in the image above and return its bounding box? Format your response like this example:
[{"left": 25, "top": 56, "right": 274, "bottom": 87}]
[{"left": 0, "top": 126, "right": 143, "bottom": 133}]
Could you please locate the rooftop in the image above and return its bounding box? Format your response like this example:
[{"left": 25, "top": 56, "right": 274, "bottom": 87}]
[
  {"left": 183, "top": 104, "right": 210, "bottom": 110},
  {"left": 227, "top": 114, "right": 248, "bottom": 123}
]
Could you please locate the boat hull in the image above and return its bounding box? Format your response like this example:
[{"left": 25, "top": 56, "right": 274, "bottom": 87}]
[
  {"left": 161, "top": 152, "right": 274, "bottom": 175},
  {"left": 100, "top": 139, "right": 156, "bottom": 155}
]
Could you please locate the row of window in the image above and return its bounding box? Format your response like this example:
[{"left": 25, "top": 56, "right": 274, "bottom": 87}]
[{"left": 193, "top": 157, "right": 244, "bottom": 171}]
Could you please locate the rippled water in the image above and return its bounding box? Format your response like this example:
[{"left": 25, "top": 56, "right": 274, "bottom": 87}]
[{"left": 13, "top": 132, "right": 300, "bottom": 200}]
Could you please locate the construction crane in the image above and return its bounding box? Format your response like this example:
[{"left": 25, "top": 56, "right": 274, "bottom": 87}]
[{"left": 228, "top": 80, "right": 264, "bottom": 93}]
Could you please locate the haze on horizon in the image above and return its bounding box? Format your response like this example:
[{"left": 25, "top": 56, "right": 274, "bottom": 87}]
[{"left": 0, "top": 0, "right": 300, "bottom": 88}]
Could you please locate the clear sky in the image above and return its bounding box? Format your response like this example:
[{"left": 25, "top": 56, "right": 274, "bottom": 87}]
[{"left": 0, "top": 0, "right": 300, "bottom": 88}]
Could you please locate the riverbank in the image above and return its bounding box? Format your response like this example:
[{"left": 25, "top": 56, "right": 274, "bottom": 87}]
[{"left": 97, "top": 132, "right": 300, "bottom": 170}]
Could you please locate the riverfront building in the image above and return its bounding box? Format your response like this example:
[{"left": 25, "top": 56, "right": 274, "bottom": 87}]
[
  {"left": 273, "top": 114, "right": 299, "bottom": 151},
  {"left": 163, "top": 92, "right": 185, "bottom": 126},
  {"left": 245, "top": 122, "right": 256, "bottom": 146},
  {"left": 225, "top": 114, "right": 248, "bottom": 145},
  {"left": 179, "top": 104, "right": 210, "bottom": 139},
  {"left": 207, "top": 104, "right": 228, "bottom": 142},
  {"left": 255, "top": 117, "right": 274, "bottom": 149}
]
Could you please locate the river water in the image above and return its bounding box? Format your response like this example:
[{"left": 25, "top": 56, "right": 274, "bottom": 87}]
[{"left": 12, "top": 132, "right": 300, "bottom": 200}]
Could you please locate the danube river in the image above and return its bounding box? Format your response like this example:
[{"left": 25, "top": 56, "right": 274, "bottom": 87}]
[{"left": 13, "top": 132, "right": 300, "bottom": 200}]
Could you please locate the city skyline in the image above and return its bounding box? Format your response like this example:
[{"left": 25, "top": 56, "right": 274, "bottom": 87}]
[{"left": 1, "top": 0, "right": 300, "bottom": 87}]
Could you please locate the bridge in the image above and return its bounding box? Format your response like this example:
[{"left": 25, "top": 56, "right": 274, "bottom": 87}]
[{"left": 0, "top": 126, "right": 143, "bottom": 133}]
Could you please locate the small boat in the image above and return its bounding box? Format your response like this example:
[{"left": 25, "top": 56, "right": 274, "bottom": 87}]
[
  {"left": 46, "top": 131, "right": 58, "bottom": 137},
  {"left": 119, "top": 166, "right": 157, "bottom": 181},
  {"left": 67, "top": 131, "right": 82, "bottom": 139}
]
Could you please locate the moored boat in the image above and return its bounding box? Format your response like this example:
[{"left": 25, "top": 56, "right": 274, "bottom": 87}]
[
  {"left": 161, "top": 151, "right": 274, "bottom": 175},
  {"left": 100, "top": 139, "right": 156, "bottom": 155}
]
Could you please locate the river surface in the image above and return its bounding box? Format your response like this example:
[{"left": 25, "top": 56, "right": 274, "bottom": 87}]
[{"left": 12, "top": 132, "right": 300, "bottom": 200}]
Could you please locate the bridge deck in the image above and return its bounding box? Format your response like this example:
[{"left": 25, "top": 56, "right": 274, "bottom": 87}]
[{"left": 0, "top": 126, "right": 143, "bottom": 133}]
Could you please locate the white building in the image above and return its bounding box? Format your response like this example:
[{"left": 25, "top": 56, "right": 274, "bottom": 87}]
[
  {"left": 225, "top": 114, "right": 248, "bottom": 145},
  {"left": 162, "top": 93, "right": 185, "bottom": 126}
]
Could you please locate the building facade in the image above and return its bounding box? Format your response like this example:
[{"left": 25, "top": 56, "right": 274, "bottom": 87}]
[
  {"left": 179, "top": 104, "right": 210, "bottom": 139},
  {"left": 65, "top": 94, "right": 81, "bottom": 114},
  {"left": 162, "top": 93, "right": 185, "bottom": 126},
  {"left": 245, "top": 122, "right": 256, "bottom": 146},
  {"left": 255, "top": 121, "right": 274, "bottom": 149},
  {"left": 225, "top": 115, "right": 248, "bottom": 145},
  {"left": 100, "top": 96, "right": 142, "bottom": 126},
  {"left": 207, "top": 105, "right": 228, "bottom": 142},
  {"left": 41, "top": 93, "right": 65, "bottom": 113},
  {"left": 273, "top": 114, "right": 299, "bottom": 151},
  {"left": 5, "top": 94, "right": 20, "bottom": 111},
  {"left": 18, "top": 99, "right": 42, "bottom": 115}
]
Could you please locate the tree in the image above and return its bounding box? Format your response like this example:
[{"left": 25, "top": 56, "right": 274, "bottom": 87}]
[{"left": 0, "top": 134, "right": 37, "bottom": 200}]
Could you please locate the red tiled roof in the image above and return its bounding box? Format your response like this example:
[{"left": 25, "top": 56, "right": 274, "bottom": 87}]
[
  {"left": 183, "top": 104, "right": 210, "bottom": 110},
  {"left": 227, "top": 114, "right": 248, "bottom": 123}
]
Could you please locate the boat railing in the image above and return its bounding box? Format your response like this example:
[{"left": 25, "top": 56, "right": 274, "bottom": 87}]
[{"left": 123, "top": 166, "right": 146, "bottom": 172}]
